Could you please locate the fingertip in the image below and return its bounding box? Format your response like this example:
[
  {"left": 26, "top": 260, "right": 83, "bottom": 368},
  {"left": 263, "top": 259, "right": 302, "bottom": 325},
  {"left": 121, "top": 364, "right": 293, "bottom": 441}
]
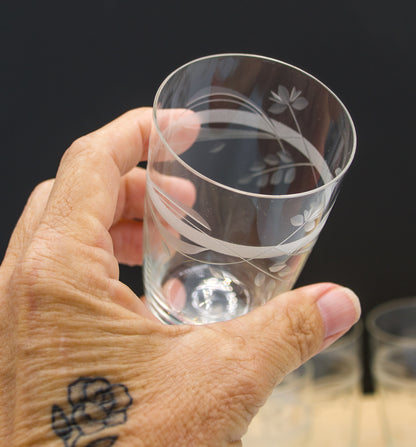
[
  {"left": 109, "top": 220, "right": 144, "bottom": 266},
  {"left": 316, "top": 285, "right": 361, "bottom": 339},
  {"left": 267, "top": 282, "right": 361, "bottom": 343},
  {"left": 154, "top": 108, "right": 201, "bottom": 156}
]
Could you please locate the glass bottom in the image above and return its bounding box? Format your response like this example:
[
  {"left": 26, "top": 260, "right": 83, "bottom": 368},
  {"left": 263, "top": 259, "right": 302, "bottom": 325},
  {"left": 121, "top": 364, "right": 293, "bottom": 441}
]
[{"left": 145, "top": 262, "right": 251, "bottom": 324}]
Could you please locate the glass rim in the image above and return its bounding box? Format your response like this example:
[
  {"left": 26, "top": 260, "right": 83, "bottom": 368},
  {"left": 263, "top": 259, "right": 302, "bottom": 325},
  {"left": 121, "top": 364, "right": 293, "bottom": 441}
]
[
  {"left": 366, "top": 297, "right": 416, "bottom": 345},
  {"left": 152, "top": 53, "right": 357, "bottom": 200},
  {"left": 374, "top": 344, "right": 416, "bottom": 386}
]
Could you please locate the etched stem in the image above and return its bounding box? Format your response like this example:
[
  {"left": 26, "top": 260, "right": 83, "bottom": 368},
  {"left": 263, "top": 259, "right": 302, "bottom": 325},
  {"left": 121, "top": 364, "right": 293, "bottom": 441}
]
[
  {"left": 247, "top": 162, "right": 314, "bottom": 180},
  {"left": 287, "top": 104, "right": 318, "bottom": 184}
]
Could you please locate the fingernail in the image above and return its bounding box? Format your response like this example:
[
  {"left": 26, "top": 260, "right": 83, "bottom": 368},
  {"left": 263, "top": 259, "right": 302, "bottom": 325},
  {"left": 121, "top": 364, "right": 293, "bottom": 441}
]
[{"left": 317, "top": 287, "right": 361, "bottom": 339}]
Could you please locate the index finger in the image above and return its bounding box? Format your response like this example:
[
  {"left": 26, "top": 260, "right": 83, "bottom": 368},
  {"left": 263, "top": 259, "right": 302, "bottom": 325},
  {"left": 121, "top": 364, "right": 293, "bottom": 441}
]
[
  {"left": 42, "top": 108, "right": 199, "bottom": 248},
  {"left": 43, "top": 108, "right": 152, "bottom": 244}
]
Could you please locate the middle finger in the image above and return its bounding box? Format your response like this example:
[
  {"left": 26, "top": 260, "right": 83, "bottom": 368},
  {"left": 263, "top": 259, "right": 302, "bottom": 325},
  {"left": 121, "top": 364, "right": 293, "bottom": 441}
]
[
  {"left": 113, "top": 167, "right": 197, "bottom": 224},
  {"left": 114, "top": 166, "right": 147, "bottom": 223}
]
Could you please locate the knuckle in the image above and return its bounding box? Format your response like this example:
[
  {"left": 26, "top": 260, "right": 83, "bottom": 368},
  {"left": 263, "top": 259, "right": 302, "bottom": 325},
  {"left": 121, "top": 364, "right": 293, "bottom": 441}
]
[
  {"left": 15, "top": 239, "right": 56, "bottom": 288},
  {"left": 68, "top": 134, "right": 94, "bottom": 154},
  {"left": 62, "top": 135, "right": 97, "bottom": 168},
  {"left": 24, "top": 180, "right": 54, "bottom": 212},
  {"left": 206, "top": 328, "right": 267, "bottom": 401},
  {"left": 31, "top": 179, "right": 54, "bottom": 197},
  {"left": 163, "top": 328, "right": 269, "bottom": 437}
]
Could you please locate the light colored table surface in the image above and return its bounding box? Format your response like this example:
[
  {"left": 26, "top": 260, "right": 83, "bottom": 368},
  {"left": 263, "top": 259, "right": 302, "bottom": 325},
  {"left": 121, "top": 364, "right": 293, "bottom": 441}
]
[
  {"left": 243, "top": 393, "right": 386, "bottom": 446},
  {"left": 356, "top": 395, "right": 384, "bottom": 447}
]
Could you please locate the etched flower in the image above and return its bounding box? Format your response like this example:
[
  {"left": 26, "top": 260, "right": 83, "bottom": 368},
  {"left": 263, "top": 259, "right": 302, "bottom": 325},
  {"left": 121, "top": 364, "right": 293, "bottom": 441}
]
[
  {"left": 269, "top": 85, "right": 309, "bottom": 115},
  {"left": 52, "top": 377, "right": 133, "bottom": 447}
]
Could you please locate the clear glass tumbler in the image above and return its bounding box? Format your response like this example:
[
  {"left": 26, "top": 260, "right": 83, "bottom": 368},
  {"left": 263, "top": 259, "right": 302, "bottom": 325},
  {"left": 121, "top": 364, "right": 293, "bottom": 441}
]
[
  {"left": 366, "top": 297, "right": 416, "bottom": 349},
  {"left": 143, "top": 53, "right": 356, "bottom": 324},
  {"left": 374, "top": 345, "right": 416, "bottom": 447},
  {"left": 308, "top": 322, "right": 363, "bottom": 447},
  {"left": 366, "top": 298, "right": 416, "bottom": 446},
  {"left": 243, "top": 363, "right": 313, "bottom": 447}
]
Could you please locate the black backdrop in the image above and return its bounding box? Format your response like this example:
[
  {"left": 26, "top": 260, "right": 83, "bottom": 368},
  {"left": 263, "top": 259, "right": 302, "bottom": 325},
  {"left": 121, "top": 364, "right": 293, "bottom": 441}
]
[{"left": 1, "top": 1, "right": 415, "bottom": 390}]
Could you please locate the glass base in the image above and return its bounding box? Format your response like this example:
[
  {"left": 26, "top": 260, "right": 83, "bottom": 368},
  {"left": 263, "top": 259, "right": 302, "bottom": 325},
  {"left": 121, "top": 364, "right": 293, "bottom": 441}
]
[{"left": 145, "top": 263, "right": 251, "bottom": 324}]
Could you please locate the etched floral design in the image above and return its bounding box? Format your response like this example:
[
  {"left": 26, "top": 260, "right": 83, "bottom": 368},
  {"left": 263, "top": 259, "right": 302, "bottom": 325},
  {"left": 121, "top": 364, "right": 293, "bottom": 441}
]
[
  {"left": 254, "top": 261, "right": 292, "bottom": 289},
  {"left": 290, "top": 203, "right": 322, "bottom": 233},
  {"left": 235, "top": 84, "right": 315, "bottom": 189},
  {"left": 186, "top": 83, "right": 315, "bottom": 191},
  {"left": 253, "top": 261, "right": 294, "bottom": 303},
  {"left": 51, "top": 377, "right": 133, "bottom": 447},
  {"left": 268, "top": 262, "right": 292, "bottom": 276},
  {"left": 268, "top": 84, "right": 317, "bottom": 185},
  {"left": 268, "top": 85, "right": 309, "bottom": 114},
  {"left": 148, "top": 175, "right": 325, "bottom": 291},
  {"left": 254, "top": 272, "right": 266, "bottom": 287},
  {"left": 238, "top": 151, "right": 297, "bottom": 188}
]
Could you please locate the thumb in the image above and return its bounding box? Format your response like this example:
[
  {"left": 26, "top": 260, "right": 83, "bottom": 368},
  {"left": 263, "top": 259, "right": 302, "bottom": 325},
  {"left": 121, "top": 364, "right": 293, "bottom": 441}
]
[
  {"left": 220, "top": 282, "right": 361, "bottom": 388},
  {"left": 145, "top": 283, "right": 360, "bottom": 445}
]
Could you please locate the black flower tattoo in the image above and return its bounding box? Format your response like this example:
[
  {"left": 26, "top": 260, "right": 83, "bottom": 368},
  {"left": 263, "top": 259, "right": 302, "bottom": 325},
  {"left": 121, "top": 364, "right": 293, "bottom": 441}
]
[{"left": 51, "top": 377, "right": 133, "bottom": 447}]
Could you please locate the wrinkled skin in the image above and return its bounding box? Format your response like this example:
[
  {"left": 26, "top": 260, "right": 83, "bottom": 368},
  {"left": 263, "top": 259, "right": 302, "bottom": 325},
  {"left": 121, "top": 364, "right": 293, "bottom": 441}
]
[{"left": 0, "top": 108, "right": 360, "bottom": 446}]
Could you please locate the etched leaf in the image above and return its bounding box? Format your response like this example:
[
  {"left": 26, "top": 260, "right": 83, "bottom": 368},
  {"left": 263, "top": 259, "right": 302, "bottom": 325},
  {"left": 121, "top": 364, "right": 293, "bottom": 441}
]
[
  {"left": 284, "top": 167, "right": 296, "bottom": 184},
  {"left": 269, "top": 263, "right": 286, "bottom": 273},
  {"left": 290, "top": 214, "right": 304, "bottom": 227},
  {"left": 270, "top": 170, "right": 283, "bottom": 185},
  {"left": 278, "top": 85, "right": 290, "bottom": 103},
  {"left": 292, "top": 97, "right": 309, "bottom": 110},
  {"left": 210, "top": 142, "right": 226, "bottom": 153},
  {"left": 278, "top": 267, "right": 292, "bottom": 278},
  {"left": 264, "top": 153, "right": 280, "bottom": 166},
  {"left": 309, "top": 206, "right": 322, "bottom": 220},
  {"left": 256, "top": 174, "right": 269, "bottom": 188},
  {"left": 270, "top": 90, "right": 283, "bottom": 102},
  {"left": 238, "top": 174, "right": 253, "bottom": 185},
  {"left": 250, "top": 161, "right": 266, "bottom": 172},
  {"left": 304, "top": 220, "right": 316, "bottom": 232},
  {"left": 279, "top": 152, "right": 293, "bottom": 163},
  {"left": 289, "top": 87, "right": 302, "bottom": 102},
  {"left": 255, "top": 272, "right": 266, "bottom": 287}
]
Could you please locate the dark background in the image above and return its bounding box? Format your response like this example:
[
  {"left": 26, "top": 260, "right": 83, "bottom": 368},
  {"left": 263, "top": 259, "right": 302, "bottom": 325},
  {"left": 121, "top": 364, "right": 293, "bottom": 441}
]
[{"left": 1, "top": 1, "right": 415, "bottom": 390}]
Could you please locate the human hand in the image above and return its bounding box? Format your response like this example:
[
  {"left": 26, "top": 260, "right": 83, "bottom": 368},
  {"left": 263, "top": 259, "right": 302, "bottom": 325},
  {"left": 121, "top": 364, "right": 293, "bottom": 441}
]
[{"left": 0, "top": 108, "right": 360, "bottom": 446}]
